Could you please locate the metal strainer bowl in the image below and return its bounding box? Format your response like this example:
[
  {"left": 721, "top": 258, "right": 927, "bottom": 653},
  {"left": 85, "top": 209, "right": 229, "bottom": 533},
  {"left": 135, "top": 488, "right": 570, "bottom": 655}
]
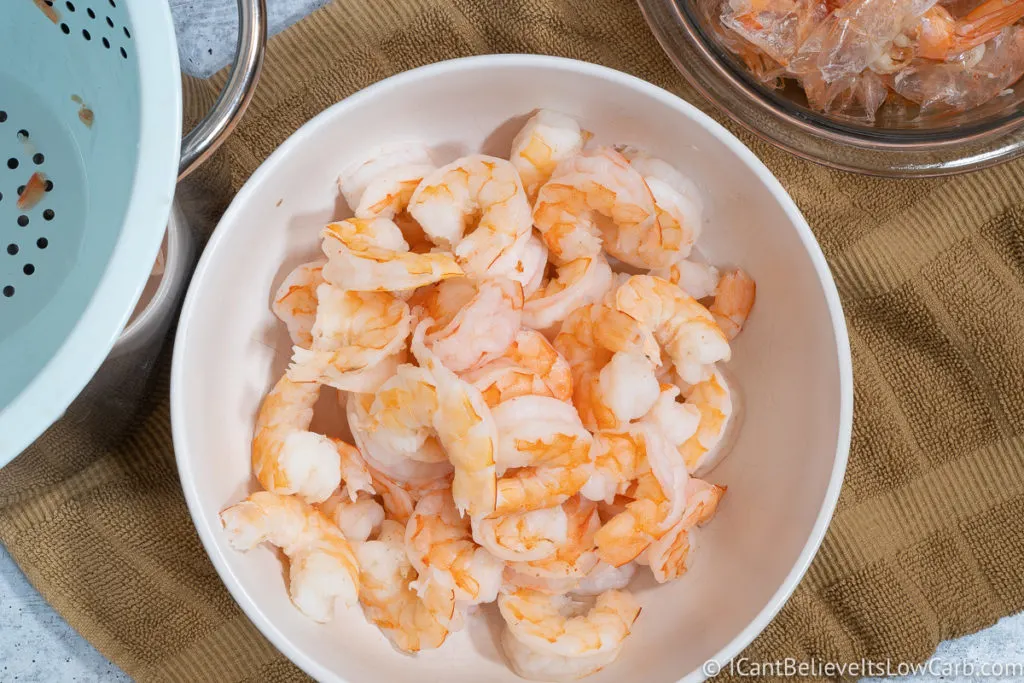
[{"left": 0, "top": 0, "right": 266, "bottom": 465}]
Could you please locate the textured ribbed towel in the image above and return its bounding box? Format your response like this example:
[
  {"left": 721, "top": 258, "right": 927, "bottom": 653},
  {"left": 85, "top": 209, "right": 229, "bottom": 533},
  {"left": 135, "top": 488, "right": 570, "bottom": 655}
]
[{"left": 3, "top": 0, "right": 1024, "bottom": 681}]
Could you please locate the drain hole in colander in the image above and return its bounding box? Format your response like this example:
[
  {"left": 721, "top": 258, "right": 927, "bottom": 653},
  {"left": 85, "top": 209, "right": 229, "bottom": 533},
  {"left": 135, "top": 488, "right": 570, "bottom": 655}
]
[
  {"left": 6, "top": 244, "right": 17, "bottom": 255},
  {"left": 23, "top": 264, "right": 35, "bottom": 276},
  {"left": 33, "top": 153, "right": 44, "bottom": 165},
  {"left": 65, "top": 1, "right": 75, "bottom": 11},
  {"left": 7, "top": 158, "right": 18, "bottom": 170},
  {"left": 17, "top": 216, "right": 29, "bottom": 227},
  {"left": 0, "top": 111, "right": 7, "bottom": 123},
  {"left": 82, "top": 29, "right": 91, "bottom": 41},
  {"left": 102, "top": 37, "right": 110, "bottom": 49},
  {"left": 123, "top": 27, "right": 130, "bottom": 39},
  {"left": 43, "top": 209, "right": 54, "bottom": 221},
  {"left": 3, "top": 286, "right": 13, "bottom": 298},
  {"left": 108, "top": 0, "right": 116, "bottom": 7},
  {"left": 105, "top": 16, "right": 113, "bottom": 27},
  {"left": 120, "top": 47, "right": 127, "bottom": 59},
  {"left": 60, "top": 22, "right": 70, "bottom": 34},
  {"left": 16, "top": 185, "right": 24, "bottom": 196},
  {"left": 44, "top": 179, "right": 53, "bottom": 192},
  {"left": 37, "top": 238, "right": 48, "bottom": 249},
  {"left": 87, "top": 7, "right": 95, "bottom": 18}
]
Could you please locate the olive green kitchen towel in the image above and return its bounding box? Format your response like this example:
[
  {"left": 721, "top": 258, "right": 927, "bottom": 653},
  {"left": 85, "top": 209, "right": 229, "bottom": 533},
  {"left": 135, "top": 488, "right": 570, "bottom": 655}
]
[{"left": 4, "top": 0, "right": 1024, "bottom": 681}]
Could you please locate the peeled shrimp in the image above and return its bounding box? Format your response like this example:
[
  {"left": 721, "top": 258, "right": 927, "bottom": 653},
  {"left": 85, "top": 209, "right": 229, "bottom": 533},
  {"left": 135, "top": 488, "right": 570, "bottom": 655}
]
[
  {"left": 507, "top": 496, "right": 602, "bottom": 591},
  {"left": 650, "top": 259, "right": 720, "bottom": 301},
  {"left": 534, "top": 147, "right": 685, "bottom": 269},
  {"left": 405, "top": 489, "right": 505, "bottom": 605},
  {"left": 287, "top": 285, "right": 411, "bottom": 392},
  {"left": 461, "top": 328, "right": 573, "bottom": 408},
  {"left": 615, "top": 274, "right": 730, "bottom": 385},
  {"left": 272, "top": 260, "right": 325, "bottom": 348},
  {"left": 573, "top": 561, "right": 637, "bottom": 596},
  {"left": 356, "top": 519, "right": 456, "bottom": 652},
  {"left": 251, "top": 375, "right": 341, "bottom": 503},
  {"left": 591, "top": 424, "right": 690, "bottom": 567},
  {"left": 221, "top": 492, "right": 360, "bottom": 622},
  {"left": 678, "top": 368, "right": 736, "bottom": 474},
  {"left": 320, "top": 217, "right": 462, "bottom": 292},
  {"left": 414, "top": 277, "right": 524, "bottom": 372},
  {"left": 338, "top": 143, "right": 435, "bottom": 219},
  {"left": 473, "top": 504, "right": 570, "bottom": 562},
  {"left": 498, "top": 588, "right": 641, "bottom": 681},
  {"left": 623, "top": 151, "right": 702, "bottom": 259},
  {"left": 366, "top": 463, "right": 452, "bottom": 524},
  {"left": 509, "top": 232, "right": 549, "bottom": 298},
  {"left": 710, "top": 269, "right": 756, "bottom": 341},
  {"left": 644, "top": 478, "right": 725, "bottom": 583},
  {"left": 408, "top": 154, "right": 533, "bottom": 278},
  {"left": 491, "top": 395, "right": 595, "bottom": 515},
  {"left": 523, "top": 254, "right": 614, "bottom": 332},
  {"left": 510, "top": 109, "right": 587, "bottom": 201},
  {"left": 319, "top": 488, "right": 385, "bottom": 543},
  {"left": 411, "top": 320, "right": 499, "bottom": 517}
]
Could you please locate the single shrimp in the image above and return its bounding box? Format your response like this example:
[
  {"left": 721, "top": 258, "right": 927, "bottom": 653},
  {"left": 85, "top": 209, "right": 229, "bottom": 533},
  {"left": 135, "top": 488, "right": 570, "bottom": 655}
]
[
  {"left": 413, "top": 277, "right": 524, "bottom": 372},
  {"left": 507, "top": 496, "right": 601, "bottom": 591},
  {"left": 650, "top": 259, "right": 720, "bottom": 301},
  {"left": 411, "top": 320, "right": 499, "bottom": 517},
  {"left": 491, "top": 395, "right": 595, "bottom": 515},
  {"left": 592, "top": 424, "right": 690, "bottom": 567},
  {"left": 623, "top": 150, "right": 703, "bottom": 260},
  {"left": 614, "top": 274, "right": 731, "bottom": 385},
  {"left": 534, "top": 147, "right": 669, "bottom": 269},
  {"left": 472, "top": 503, "right": 570, "bottom": 562},
  {"left": 509, "top": 232, "right": 549, "bottom": 298},
  {"left": 913, "top": 0, "right": 1024, "bottom": 60},
  {"left": 356, "top": 519, "right": 457, "bottom": 652},
  {"left": 497, "top": 588, "right": 641, "bottom": 677},
  {"left": 500, "top": 623, "right": 629, "bottom": 682},
  {"left": 405, "top": 489, "right": 505, "bottom": 605},
  {"left": 554, "top": 304, "right": 661, "bottom": 432},
  {"left": 251, "top": 375, "right": 342, "bottom": 503},
  {"left": 338, "top": 143, "right": 435, "bottom": 219},
  {"left": 319, "top": 217, "right": 462, "bottom": 292},
  {"left": 638, "top": 384, "right": 702, "bottom": 463},
  {"left": 287, "top": 285, "right": 412, "bottom": 392},
  {"left": 643, "top": 478, "right": 725, "bottom": 582},
  {"left": 220, "top": 492, "right": 360, "bottom": 623},
  {"left": 408, "top": 154, "right": 533, "bottom": 278},
  {"left": 461, "top": 328, "right": 573, "bottom": 408},
  {"left": 272, "top": 260, "right": 325, "bottom": 349},
  {"left": 509, "top": 109, "right": 587, "bottom": 201},
  {"left": 318, "top": 487, "right": 385, "bottom": 542},
  {"left": 677, "top": 368, "right": 736, "bottom": 474},
  {"left": 522, "top": 254, "right": 614, "bottom": 332},
  {"left": 710, "top": 269, "right": 756, "bottom": 341}
]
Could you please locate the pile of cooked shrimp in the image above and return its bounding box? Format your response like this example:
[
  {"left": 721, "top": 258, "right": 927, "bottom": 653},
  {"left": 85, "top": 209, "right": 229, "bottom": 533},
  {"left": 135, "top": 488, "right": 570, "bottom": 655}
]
[
  {"left": 219, "top": 109, "right": 755, "bottom": 681},
  {"left": 714, "top": 0, "right": 1024, "bottom": 122}
]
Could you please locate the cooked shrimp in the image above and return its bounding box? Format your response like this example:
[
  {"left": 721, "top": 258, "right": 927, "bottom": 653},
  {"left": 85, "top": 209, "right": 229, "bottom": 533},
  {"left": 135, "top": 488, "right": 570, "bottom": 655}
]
[
  {"left": 272, "top": 260, "right": 325, "bottom": 348},
  {"left": 366, "top": 463, "right": 452, "bottom": 524},
  {"left": 406, "top": 490, "right": 505, "bottom": 605},
  {"left": 638, "top": 384, "right": 702, "bottom": 458},
  {"left": 710, "top": 269, "right": 756, "bottom": 341},
  {"left": 597, "top": 351, "right": 661, "bottom": 424},
  {"left": 510, "top": 109, "right": 587, "bottom": 200},
  {"left": 644, "top": 478, "right": 725, "bottom": 582},
  {"left": 319, "top": 488, "right": 385, "bottom": 542},
  {"left": 415, "top": 277, "right": 524, "bottom": 372},
  {"left": 338, "top": 143, "right": 435, "bottom": 219},
  {"left": 523, "top": 254, "right": 614, "bottom": 332},
  {"left": 473, "top": 503, "right": 570, "bottom": 562},
  {"left": 251, "top": 375, "right": 341, "bottom": 503},
  {"left": 592, "top": 424, "right": 690, "bottom": 567},
  {"left": 678, "top": 368, "right": 736, "bottom": 474},
  {"left": 411, "top": 320, "right": 499, "bottom": 517},
  {"left": 320, "top": 217, "right": 462, "bottom": 292},
  {"left": 498, "top": 588, "right": 641, "bottom": 661},
  {"left": 650, "top": 259, "right": 720, "bottom": 300},
  {"left": 573, "top": 561, "right": 637, "bottom": 596},
  {"left": 507, "top": 496, "right": 601, "bottom": 590},
  {"left": 509, "top": 232, "right": 549, "bottom": 298},
  {"left": 615, "top": 274, "right": 730, "bottom": 385},
  {"left": 287, "top": 285, "right": 411, "bottom": 392},
  {"left": 491, "top": 395, "right": 595, "bottom": 515},
  {"left": 623, "top": 150, "right": 702, "bottom": 258},
  {"left": 221, "top": 492, "right": 360, "bottom": 622},
  {"left": 408, "top": 155, "right": 533, "bottom": 278},
  {"left": 333, "top": 438, "right": 375, "bottom": 499},
  {"left": 500, "top": 624, "right": 627, "bottom": 682},
  {"left": 913, "top": 0, "right": 1024, "bottom": 60},
  {"left": 461, "top": 328, "right": 573, "bottom": 407},
  {"left": 356, "top": 519, "right": 456, "bottom": 652}
]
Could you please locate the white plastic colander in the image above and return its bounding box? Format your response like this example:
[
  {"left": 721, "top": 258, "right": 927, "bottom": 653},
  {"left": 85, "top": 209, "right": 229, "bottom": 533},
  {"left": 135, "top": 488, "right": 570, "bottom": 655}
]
[{"left": 0, "top": 0, "right": 266, "bottom": 465}]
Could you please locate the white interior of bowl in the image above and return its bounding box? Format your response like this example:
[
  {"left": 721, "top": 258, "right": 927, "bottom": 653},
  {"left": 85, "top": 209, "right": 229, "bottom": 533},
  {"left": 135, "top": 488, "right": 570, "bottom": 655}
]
[{"left": 172, "top": 55, "right": 852, "bottom": 683}]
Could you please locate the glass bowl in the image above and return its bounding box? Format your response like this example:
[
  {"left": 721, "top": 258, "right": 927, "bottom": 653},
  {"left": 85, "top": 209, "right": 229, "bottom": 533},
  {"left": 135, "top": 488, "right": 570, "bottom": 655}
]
[{"left": 638, "top": 0, "right": 1024, "bottom": 176}]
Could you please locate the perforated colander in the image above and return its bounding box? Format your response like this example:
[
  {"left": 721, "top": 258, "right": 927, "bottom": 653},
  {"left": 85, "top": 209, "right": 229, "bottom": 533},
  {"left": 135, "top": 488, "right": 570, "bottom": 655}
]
[{"left": 0, "top": 0, "right": 266, "bottom": 465}]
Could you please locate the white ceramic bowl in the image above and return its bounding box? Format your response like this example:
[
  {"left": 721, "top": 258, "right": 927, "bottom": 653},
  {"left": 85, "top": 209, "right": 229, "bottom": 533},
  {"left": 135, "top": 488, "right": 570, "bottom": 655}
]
[{"left": 172, "top": 55, "right": 853, "bottom": 683}]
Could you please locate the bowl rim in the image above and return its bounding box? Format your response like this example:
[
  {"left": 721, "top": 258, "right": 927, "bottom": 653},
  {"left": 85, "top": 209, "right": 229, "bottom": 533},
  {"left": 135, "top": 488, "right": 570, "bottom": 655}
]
[{"left": 171, "top": 53, "right": 854, "bottom": 683}]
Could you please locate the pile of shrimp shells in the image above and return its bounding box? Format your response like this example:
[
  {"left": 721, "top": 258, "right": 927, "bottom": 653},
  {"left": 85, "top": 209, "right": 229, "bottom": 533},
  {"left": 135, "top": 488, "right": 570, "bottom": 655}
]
[{"left": 219, "top": 109, "right": 756, "bottom": 682}]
